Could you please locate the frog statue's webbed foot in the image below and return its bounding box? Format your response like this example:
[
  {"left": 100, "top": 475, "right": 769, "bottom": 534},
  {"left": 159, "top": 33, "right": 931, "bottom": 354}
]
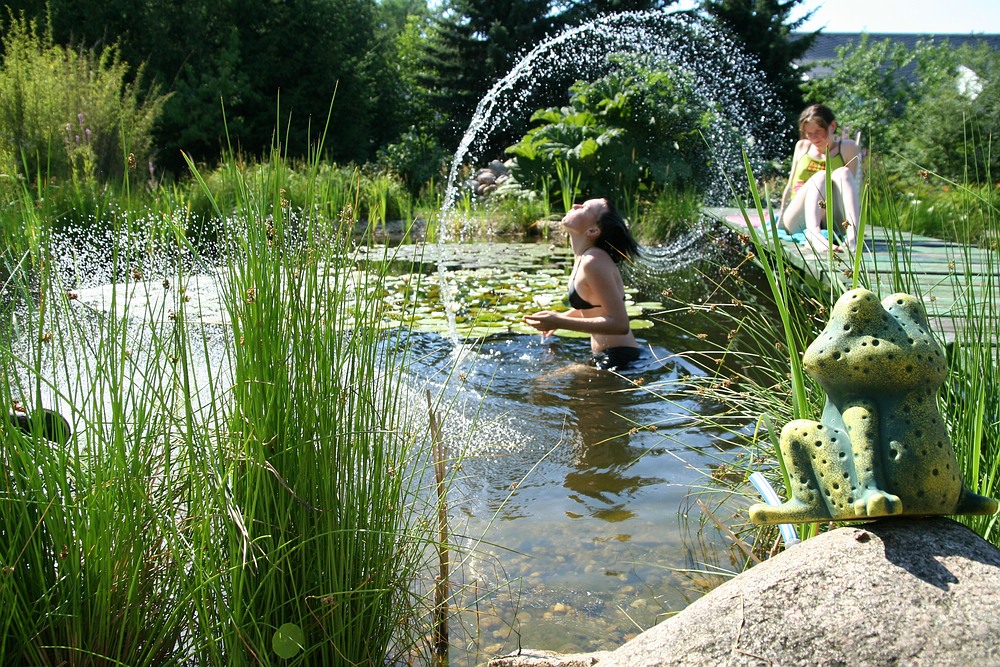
[
  {"left": 853, "top": 488, "right": 902, "bottom": 518},
  {"left": 749, "top": 498, "right": 831, "bottom": 525},
  {"left": 954, "top": 488, "right": 999, "bottom": 516}
]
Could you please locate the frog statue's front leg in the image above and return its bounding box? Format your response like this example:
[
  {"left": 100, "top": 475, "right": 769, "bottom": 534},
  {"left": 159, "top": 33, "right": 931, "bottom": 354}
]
[
  {"left": 840, "top": 399, "right": 902, "bottom": 518},
  {"left": 749, "top": 399, "right": 902, "bottom": 524},
  {"left": 749, "top": 417, "right": 854, "bottom": 524}
]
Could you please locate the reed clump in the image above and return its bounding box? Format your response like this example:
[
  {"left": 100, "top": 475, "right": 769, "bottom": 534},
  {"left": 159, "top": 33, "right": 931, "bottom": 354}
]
[{"left": 0, "top": 141, "right": 451, "bottom": 664}]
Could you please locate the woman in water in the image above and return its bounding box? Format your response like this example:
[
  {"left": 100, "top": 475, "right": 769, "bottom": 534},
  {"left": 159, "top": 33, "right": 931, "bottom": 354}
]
[
  {"left": 524, "top": 198, "right": 642, "bottom": 371},
  {"left": 779, "top": 103, "right": 862, "bottom": 253}
]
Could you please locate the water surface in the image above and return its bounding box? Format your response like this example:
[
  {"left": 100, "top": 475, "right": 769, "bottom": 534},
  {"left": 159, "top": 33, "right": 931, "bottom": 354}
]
[{"left": 389, "top": 237, "right": 748, "bottom": 662}]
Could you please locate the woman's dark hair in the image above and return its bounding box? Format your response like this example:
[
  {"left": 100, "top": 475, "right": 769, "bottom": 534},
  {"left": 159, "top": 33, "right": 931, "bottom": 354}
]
[
  {"left": 798, "top": 103, "right": 836, "bottom": 138},
  {"left": 595, "top": 199, "right": 640, "bottom": 264}
]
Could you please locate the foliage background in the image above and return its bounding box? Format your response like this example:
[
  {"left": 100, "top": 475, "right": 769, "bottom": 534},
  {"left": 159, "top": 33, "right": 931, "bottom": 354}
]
[
  {"left": 802, "top": 35, "right": 1000, "bottom": 186},
  {"left": 0, "top": 0, "right": 995, "bottom": 226}
]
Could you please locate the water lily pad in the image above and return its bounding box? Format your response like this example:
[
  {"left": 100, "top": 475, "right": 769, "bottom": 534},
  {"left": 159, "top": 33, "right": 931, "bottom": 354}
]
[
  {"left": 469, "top": 311, "right": 504, "bottom": 323},
  {"left": 630, "top": 319, "right": 654, "bottom": 330},
  {"left": 458, "top": 323, "right": 511, "bottom": 339},
  {"left": 553, "top": 328, "right": 590, "bottom": 339},
  {"left": 510, "top": 322, "right": 539, "bottom": 335},
  {"left": 272, "top": 622, "right": 305, "bottom": 659}
]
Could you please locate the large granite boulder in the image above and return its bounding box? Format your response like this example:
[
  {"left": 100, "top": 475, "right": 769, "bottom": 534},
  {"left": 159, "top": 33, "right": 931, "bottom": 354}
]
[{"left": 490, "top": 517, "right": 1000, "bottom": 667}]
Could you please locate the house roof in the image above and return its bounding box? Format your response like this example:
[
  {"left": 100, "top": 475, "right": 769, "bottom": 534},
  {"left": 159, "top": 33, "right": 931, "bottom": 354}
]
[{"left": 794, "top": 32, "right": 1000, "bottom": 79}]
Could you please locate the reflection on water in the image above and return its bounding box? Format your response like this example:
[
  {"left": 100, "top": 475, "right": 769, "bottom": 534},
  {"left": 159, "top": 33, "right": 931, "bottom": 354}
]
[{"left": 396, "top": 315, "right": 741, "bottom": 662}]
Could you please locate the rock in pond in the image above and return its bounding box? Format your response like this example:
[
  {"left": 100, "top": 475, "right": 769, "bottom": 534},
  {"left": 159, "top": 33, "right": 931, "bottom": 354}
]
[{"left": 490, "top": 517, "right": 1000, "bottom": 667}]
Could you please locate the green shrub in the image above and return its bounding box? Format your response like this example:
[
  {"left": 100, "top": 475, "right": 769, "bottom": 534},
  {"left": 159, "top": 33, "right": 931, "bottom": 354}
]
[
  {"left": 505, "top": 59, "right": 719, "bottom": 207},
  {"left": 635, "top": 188, "right": 705, "bottom": 242},
  {"left": 180, "top": 158, "right": 419, "bottom": 231},
  {"left": 375, "top": 128, "right": 451, "bottom": 198},
  {"left": 0, "top": 14, "right": 168, "bottom": 188},
  {"left": 900, "top": 42, "right": 1000, "bottom": 186}
]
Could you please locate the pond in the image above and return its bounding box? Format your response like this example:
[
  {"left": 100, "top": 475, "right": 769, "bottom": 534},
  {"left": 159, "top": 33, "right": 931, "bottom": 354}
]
[
  {"left": 364, "top": 233, "right": 753, "bottom": 663},
  {"left": 63, "top": 226, "right": 755, "bottom": 663}
]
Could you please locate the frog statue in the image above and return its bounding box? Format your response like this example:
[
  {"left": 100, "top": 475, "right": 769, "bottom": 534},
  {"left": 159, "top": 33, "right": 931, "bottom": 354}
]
[{"left": 750, "top": 288, "right": 998, "bottom": 525}]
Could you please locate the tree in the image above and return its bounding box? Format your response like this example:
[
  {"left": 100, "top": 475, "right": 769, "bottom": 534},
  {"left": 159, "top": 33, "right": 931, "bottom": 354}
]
[
  {"left": 557, "top": 0, "right": 677, "bottom": 25},
  {"left": 701, "top": 0, "right": 818, "bottom": 142},
  {"left": 414, "top": 0, "right": 557, "bottom": 154},
  {"left": 413, "top": 0, "right": 680, "bottom": 160},
  {"left": 900, "top": 42, "right": 1000, "bottom": 184}
]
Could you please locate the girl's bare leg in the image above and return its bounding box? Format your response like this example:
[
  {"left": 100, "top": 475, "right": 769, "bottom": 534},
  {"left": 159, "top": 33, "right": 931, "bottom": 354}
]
[
  {"left": 779, "top": 189, "right": 807, "bottom": 234},
  {"left": 832, "top": 167, "right": 860, "bottom": 252},
  {"left": 803, "top": 174, "right": 832, "bottom": 252}
]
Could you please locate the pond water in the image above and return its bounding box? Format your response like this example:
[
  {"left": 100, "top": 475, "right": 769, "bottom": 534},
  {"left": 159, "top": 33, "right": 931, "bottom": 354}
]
[
  {"left": 62, "top": 225, "right": 754, "bottom": 664},
  {"left": 374, "top": 232, "right": 752, "bottom": 663},
  {"left": 405, "top": 332, "right": 737, "bottom": 661}
]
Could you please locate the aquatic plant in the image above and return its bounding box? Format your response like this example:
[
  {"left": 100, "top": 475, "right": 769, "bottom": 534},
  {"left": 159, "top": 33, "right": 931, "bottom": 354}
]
[{"left": 0, "top": 143, "right": 453, "bottom": 665}]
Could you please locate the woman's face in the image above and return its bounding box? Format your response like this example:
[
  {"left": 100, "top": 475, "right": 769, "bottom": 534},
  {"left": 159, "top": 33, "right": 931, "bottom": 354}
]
[
  {"left": 561, "top": 198, "right": 608, "bottom": 234},
  {"left": 803, "top": 120, "right": 835, "bottom": 150}
]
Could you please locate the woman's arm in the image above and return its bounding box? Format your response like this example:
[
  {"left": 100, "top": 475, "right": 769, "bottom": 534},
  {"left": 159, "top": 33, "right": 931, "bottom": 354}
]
[
  {"left": 841, "top": 138, "right": 862, "bottom": 180},
  {"left": 780, "top": 140, "right": 809, "bottom": 211}
]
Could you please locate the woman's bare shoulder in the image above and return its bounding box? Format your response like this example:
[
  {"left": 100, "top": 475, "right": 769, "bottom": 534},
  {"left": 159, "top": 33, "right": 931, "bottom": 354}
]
[{"left": 580, "top": 247, "right": 617, "bottom": 270}]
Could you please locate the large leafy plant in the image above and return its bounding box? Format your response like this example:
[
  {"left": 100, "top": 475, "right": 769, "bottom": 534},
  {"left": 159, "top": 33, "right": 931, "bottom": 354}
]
[{"left": 505, "top": 61, "right": 717, "bottom": 204}]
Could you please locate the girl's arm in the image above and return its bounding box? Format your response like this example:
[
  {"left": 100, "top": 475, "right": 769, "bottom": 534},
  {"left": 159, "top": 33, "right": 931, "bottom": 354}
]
[
  {"left": 780, "top": 140, "right": 809, "bottom": 211},
  {"left": 841, "top": 138, "right": 862, "bottom": 180}
]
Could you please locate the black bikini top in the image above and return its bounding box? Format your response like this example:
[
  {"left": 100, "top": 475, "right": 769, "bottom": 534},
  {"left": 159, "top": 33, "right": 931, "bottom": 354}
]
[{"left": 568, "top": 282, "right": 598, "bottom": 310}]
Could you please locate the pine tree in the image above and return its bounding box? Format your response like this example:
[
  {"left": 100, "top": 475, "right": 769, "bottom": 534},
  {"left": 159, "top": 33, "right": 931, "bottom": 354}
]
[
  {"left": 701, "top": 0, "right": 818, "bottom": 140},
  {"left": 414, "top": 0, "right": 556, "bottom": 154},
  {"left": 559, "top": 0, "right": 676, "bottom": 24}
]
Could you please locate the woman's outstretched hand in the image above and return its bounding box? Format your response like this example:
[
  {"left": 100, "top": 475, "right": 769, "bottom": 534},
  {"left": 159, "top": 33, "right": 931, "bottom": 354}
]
[{"left": 524, "top": 311, "right": 559, "bottom": 335}]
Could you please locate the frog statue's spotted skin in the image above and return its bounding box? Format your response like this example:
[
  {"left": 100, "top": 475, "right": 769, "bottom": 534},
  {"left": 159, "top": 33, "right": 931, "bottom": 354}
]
[{"left": 751, "top": 288, "right": 998, "bottom": 525}]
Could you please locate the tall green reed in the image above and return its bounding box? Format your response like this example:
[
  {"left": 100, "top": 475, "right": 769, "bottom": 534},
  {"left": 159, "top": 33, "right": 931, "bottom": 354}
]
[
  {"left": 648, "top": 231, "right": 833, "bottom": 556},
  {"left": 650, "top": 152, "right": 867, "bottom": 549},
  {"left": 554, "top": 159, "right": 580, "bottom": 216},
  {"left": 876, "top": 167, "right": 1000, "bottom": 544},
  {"left": 2, "top": 133, "right": 451, "bottom": 664},
  {"left": 1, "top": 179, "right": 196, "bottom": 665},
  {"left": 182, "top": 137, "right": 441, "bottom": 663}
]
